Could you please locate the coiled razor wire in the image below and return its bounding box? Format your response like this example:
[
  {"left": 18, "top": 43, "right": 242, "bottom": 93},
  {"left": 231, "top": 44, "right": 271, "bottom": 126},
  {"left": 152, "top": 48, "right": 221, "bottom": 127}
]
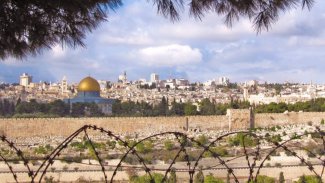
[{"left": 0, "top": 125, "right": 324, "bottom": 183}]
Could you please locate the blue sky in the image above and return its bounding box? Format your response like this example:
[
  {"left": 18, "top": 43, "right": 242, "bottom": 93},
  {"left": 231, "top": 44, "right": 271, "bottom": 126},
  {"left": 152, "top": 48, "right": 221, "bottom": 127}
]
[{"left": 1, "top": 0, "right": 325, "bottom": 84}]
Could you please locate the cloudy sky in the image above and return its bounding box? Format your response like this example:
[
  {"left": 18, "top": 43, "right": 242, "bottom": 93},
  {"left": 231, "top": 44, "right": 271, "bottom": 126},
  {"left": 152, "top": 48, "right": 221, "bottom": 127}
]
[{"left": 1, "top": 0, "right": 325, "bottom": 84}]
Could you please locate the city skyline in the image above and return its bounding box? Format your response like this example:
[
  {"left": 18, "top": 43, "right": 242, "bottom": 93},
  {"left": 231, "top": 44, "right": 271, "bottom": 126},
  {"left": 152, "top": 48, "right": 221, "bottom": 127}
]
[
  {"left": 1, "top": 0, "right": 325, "bottom": 83},
  {"left": 1, "top": 72, "right": 322, "bottom": 85}
]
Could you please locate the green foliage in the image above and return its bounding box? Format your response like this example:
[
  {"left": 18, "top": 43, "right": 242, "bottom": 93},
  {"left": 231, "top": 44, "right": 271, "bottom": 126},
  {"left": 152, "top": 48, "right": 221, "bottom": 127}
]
[
  {"left": 155, "top": 96, "right": 168, "bottom": 116},
  {"left": 62, "top": 156, "right": 83, "bottom": 163},
  {"left": 254, "top": 175, "right": 275, "bottom": 183},
  {"left": 70, "top": 142, "right": 87, "bottom": 151},
  {"left": 71, "top": 102, "right": 103, "bottom": 117},
  {"left": 204, "top": 174, "right": 224, "bottom": 183},
  {"left": 194, "top": 168, "right": 204, "bottom": 183},
  {"left": 106, "top": 140, "right": 117, "bottom": 149},
  {"left": 34, "top": 145, "right": 51, "bottom": 155},
  {"left": 279, "top": 172, "right": 285, "bottom": 183},
  {"left": 321, "top": 119, "right": 324, "bottom": 125},
  {"left": 256, "top": 98, "right": 325, "bottom": 113},
  {"left": 168, "top": 168, "right": 177, "bottom": 183},
  {"left": 203, "top": 147, "right": 228, "bottom": 158},
  {"left": 228, "top": 133, "right": 257, "bottom": 147},
  {"left": 1, "top": 0, "right": 124, "bottom": 59},
  {"left": 170, "top": 99, "right": 185, "bottom": 116},
  {"left": 226, "top": 173, "right": 230, "bottom": 183},
  {"left": 296, "top": 175, "right": 323, "bottom": 183},
  {"left": 180, "top": 136, "right": 192, "bottom": 147},
  {"left": 200, "top": 99, "right": 215, "bottom": 115},
  {"left": 130, "top": 173, "right": 164, "bottom": 183},
  {"left": 0, "top": 99, "right": 15, "bottom": 117},
  {"left": 136, "top": 141, "right": 153, "bottom": 154},
  {"left": 70, "top": 139, "right": 105, "bottom": 160},
  {"left": 268, "top": 134, "right": 282, "bottom": 143},
  {"left": 195, "top": 135, "right": 209, "bottom": 147},
  {"left": 164, "top": 140, "right": 174, "bottom": 150},
  {"left": 184, "top": 103, "right": 197, "bottom": 115}
]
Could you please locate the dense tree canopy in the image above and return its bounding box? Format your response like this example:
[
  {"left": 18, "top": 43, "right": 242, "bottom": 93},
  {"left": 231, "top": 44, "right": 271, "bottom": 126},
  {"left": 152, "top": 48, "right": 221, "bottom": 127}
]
[
  {"left": 0, "top": 0, "right": 123, "bottom": 59},
  {"left": 0, "top": 0, "right": 314, "bottom": 59}
]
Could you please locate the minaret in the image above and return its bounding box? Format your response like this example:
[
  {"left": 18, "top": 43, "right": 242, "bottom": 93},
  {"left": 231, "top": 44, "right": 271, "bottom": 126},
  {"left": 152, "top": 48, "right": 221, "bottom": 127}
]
[
  {"left": 123, "top": 71, "right": 127, "bottom": 83},
  {"left": 243, "top": 82, "right": 249, "bottom": 101},
  {"left": 61, "top": 76, "right": 68, "bottom": 94}
]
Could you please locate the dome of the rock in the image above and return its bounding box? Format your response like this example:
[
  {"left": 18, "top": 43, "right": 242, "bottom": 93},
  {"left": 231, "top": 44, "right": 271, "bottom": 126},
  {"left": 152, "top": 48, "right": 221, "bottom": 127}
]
[{"left": 78, "top": 76, "right": 100, "bottom": 92}]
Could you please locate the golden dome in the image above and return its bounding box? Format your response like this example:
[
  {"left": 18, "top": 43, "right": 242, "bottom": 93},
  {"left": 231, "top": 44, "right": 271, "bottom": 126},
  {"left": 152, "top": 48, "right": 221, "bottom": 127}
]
[{"left": 78, "top": 76, "right": 100, "bottom": 92}]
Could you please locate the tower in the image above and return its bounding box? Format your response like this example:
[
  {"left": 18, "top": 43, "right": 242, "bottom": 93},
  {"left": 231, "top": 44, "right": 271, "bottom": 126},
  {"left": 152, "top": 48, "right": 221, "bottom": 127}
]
[
  {"left": 150, "top": 73, "right": 159, "bottom": 83},
  {"left": 61, "top": 76, "right": 68, "bottom": 94},
  {"left": 243, "top": 82, "right": 249, "bottom": 101},
  {"left": 118, "top": 71, "right": 127, "bottom": 83},
  {"left": 19, "top": 73, "right": 32, "bottom": 87}
]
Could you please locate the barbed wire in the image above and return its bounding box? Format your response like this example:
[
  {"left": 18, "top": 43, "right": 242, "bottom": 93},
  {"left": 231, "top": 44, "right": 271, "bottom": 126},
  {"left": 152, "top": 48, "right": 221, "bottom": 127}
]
[{"left": 0, "top": 125, "right": 324, "bottom": 183}]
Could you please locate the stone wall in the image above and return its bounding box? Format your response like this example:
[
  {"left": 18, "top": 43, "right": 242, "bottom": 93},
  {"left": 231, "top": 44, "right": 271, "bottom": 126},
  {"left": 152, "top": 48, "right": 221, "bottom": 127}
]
[
  {"left": 1, "top": 110, "right": 324, "bottom": 138},
  {"left": 226, "top": 109, "right": 252, "bottom": 131},
  {"left": 0, "top": 115, "right": 229, "bottom": 138},
  {"left": 254, "top": 112, "right": 325, "bottom": 127}
]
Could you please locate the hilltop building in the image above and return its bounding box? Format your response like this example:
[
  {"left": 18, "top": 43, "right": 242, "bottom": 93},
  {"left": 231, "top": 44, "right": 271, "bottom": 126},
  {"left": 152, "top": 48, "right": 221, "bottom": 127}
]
[
  {"left": 150, "top": 73, "right": 159, "bottom": 83},
  {"left": 118, "top": 71, "right": 127, "bottom": 84},
  {"left": 218, "top": 76, "right": 229, "bottom": 86},
  {"left": 61, "top": 76, "right": 68, "bottom": 94},
  {"left": 64, "top": 76, "right": 115, "bottom": 114},
  {"left": 20, "top": 73, "right": 32, "bottom": 87}
]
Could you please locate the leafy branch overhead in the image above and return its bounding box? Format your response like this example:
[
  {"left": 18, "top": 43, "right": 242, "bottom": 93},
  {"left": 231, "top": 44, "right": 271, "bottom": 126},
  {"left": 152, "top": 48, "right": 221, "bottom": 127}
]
[{"left": 0, "top": 0, "right": 314, "bottom": 59}]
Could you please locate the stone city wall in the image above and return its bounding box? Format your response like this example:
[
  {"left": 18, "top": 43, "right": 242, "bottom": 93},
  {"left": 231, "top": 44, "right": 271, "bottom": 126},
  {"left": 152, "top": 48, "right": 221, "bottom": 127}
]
[
  {"left": 226, "top": 109, "right": 252, "bottom": 131},
  {"left": 1, "top": 110, "right": 325, "bottom": 138},
  {"left": 0, "top": 115, "right": 229, "bottom": 138},
  {"left": 254, "top": 112, "right": 325, "bottom": 127}
]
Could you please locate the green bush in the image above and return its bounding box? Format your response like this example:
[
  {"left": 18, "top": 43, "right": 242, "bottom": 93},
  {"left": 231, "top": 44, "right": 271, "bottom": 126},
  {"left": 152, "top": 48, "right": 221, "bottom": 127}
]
[
  {"left": 296, "top": 175, "right": 323, "bottom": 183},
  {"left": 34, "top": 146, "right": 48, "bottom": 154},
  {"left": 130, "top": 173, "right": 164, "bottom": 183},
  {"left": 204, "top": 173, "right": 224, "bottom": 183},
  {"left": 248, "top": 175, "right": 275, "bottom": 183},
  {"left": 106, "top": 140, "right": 116, "bottom": 148},
  {"left": 195, "top": 135, "right": 209, "bottom": 147},
  {"left": 228, "top": 133, "right": 257, "bottom": 147},
  {"left": 164, "top": 140, "right": 174, "bottom": 150},
  {"left": 136, "top": 141, "right": 153, "bottom": 154},
  {"left": 203, "top": 147, "right": 229, "bottom": 158}
]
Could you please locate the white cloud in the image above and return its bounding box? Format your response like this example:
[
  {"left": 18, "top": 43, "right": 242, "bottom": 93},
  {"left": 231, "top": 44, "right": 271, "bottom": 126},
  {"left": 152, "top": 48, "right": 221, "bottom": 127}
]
[
  {"left": 2, "top": 0, "right": 325, "bottom": 83},
  {"left": 307, "top": 38, "right": 325, "bottom": 46},
  {"left": 51, "top": 44, "right": 66, "bottom": 58},
  {"left": 136, "top": 44, "right": 202, "bottom": 67}
]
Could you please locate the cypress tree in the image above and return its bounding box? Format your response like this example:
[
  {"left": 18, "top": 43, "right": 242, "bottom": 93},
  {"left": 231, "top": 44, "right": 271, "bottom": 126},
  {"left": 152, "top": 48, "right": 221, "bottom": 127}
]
[
  {"left": 279, "top": 172, "right": 285, "bottom": 183},
  {"left": 194, "top": 168, "right": 204, "bottom": 183},
  {"left": 168, "top": 168, "right": 177, "bottom": 183}
]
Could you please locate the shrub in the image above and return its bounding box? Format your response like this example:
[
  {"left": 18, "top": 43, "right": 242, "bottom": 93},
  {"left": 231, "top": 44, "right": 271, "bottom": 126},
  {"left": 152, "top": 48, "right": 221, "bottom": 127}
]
[
  {"left": 130, "top": 173, "right": 164, "bottom": 183},
  {"left": 106, "top": 140, "right": 116, "bottom": 148},
  {"left": 195, "top": 135, "right": 209, "bottom": 147},
  {"left": 297, "top": 175, "right": 323, "bottom": 183},
  {"left": 255, "top": 175, "right": 275, "bottom": 183},
  {"left": 194, "top": 168, "right": 204, "bottom": 183},
  {"left": 228, "top": 133, "right": 257, "bottom": 147},
  {"left": 34, "top": 146, "right": 48, "bottom": 154},
  {"left": 203, "top": 147, "right": 229, "bottom": 158},
  {"left": 164, "top": 140, "right": 174, "bottom": 150},
  {"left": 204, "top": 173, "right": 224, "bottom": 183}
]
